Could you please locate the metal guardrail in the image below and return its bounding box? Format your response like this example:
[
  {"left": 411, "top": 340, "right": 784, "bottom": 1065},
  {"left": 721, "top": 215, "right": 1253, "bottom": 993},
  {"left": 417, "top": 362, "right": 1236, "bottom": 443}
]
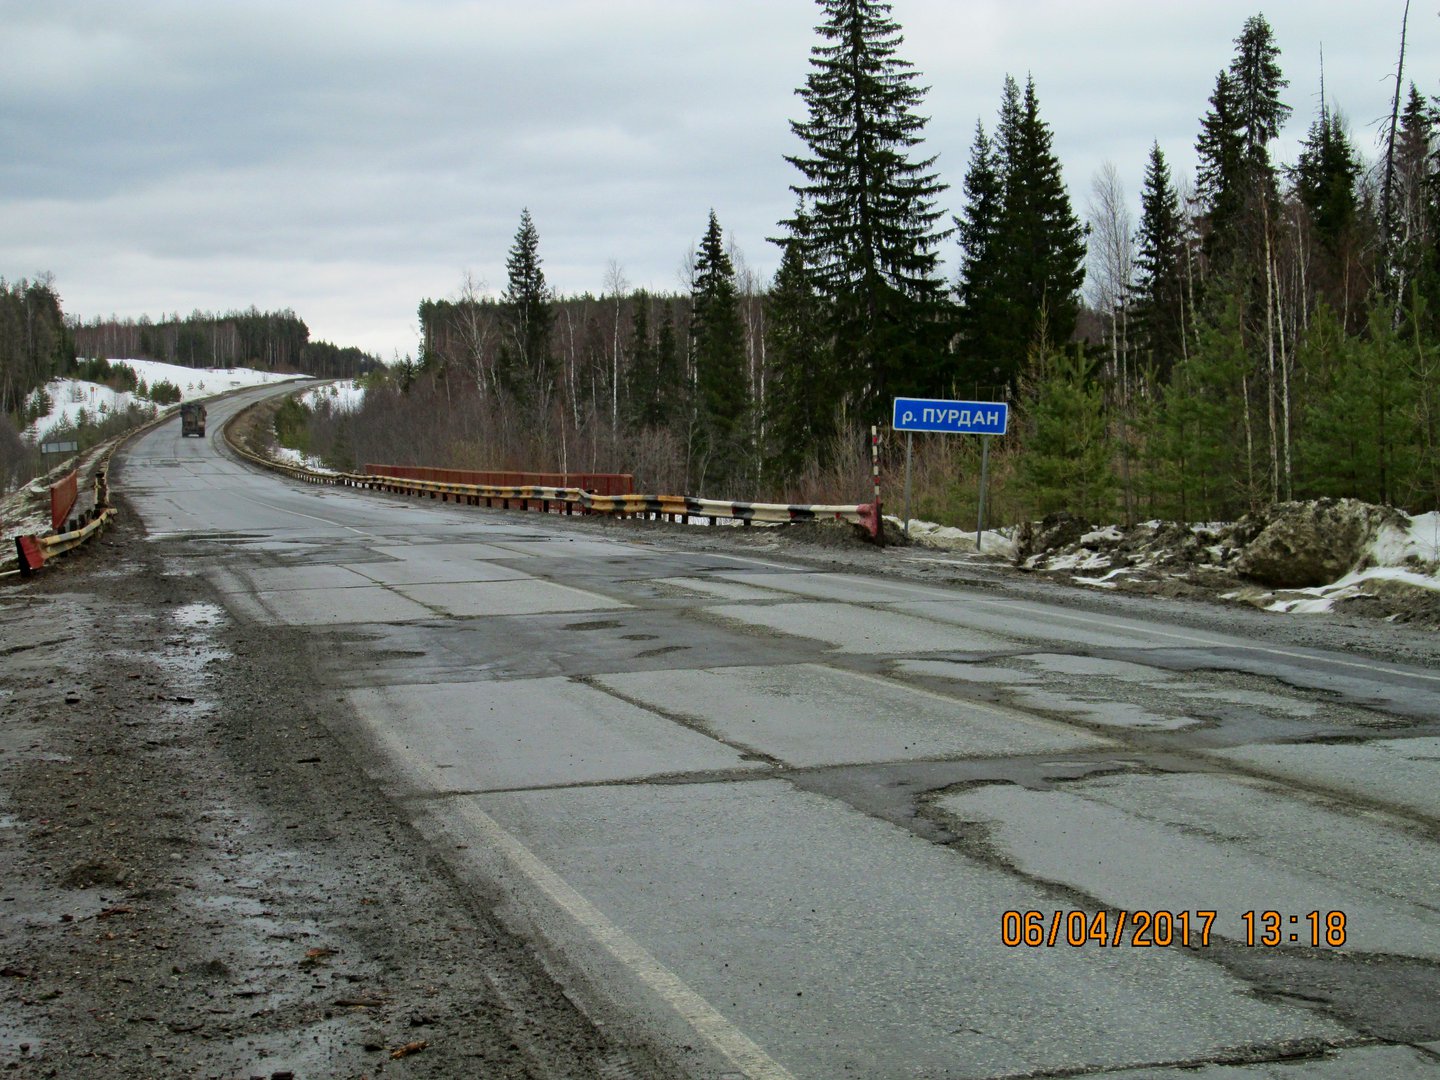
[
  {"left": 225, "top": 406, "right": 882, "bottom": 540},
  {"left": 10, "top": 458, "right": 117, "bottom": 576},
  {"left": 3, "top": 398, "right": 180, "bottom": 578},
  {"left": 363, "top": 463, "right": 635, "bottom": 497}
]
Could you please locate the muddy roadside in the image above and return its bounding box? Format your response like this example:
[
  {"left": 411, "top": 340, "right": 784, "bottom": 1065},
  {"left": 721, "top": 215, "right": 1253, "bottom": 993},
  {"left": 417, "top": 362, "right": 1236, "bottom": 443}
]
[{"left": 0, "top": 504, "right": 665, "bottom": 1079}]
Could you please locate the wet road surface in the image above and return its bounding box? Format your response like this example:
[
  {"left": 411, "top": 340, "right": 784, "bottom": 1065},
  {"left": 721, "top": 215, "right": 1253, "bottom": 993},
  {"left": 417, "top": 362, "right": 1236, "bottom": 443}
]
[{"left": 119, "top": 387, "right": 1440, "bottom": 1078}]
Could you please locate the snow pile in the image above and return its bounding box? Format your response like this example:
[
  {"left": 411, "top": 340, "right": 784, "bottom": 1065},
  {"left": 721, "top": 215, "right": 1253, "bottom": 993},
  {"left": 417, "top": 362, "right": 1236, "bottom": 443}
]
[
  {"left": 1260, "top": 512, "right": 1440, "bottom": 615},
  {"left": 889, "top": 516, "right": 1017, "bottom": 559},
  {"left": 1008, "top": 502, "right": 1440, "bottom": 624}
]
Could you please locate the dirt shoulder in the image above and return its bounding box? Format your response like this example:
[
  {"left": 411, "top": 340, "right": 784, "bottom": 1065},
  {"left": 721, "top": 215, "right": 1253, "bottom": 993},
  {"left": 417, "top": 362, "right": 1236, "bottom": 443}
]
[{"left": 0, "top": 504, "right": 664, "bottom": 1079}]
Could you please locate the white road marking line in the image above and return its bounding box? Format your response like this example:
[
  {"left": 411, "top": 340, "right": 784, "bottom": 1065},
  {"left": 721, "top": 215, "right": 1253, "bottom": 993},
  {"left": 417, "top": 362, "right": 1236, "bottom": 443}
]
[{"left": 449, "top": 800, "right": 797, "bottom": 1080}]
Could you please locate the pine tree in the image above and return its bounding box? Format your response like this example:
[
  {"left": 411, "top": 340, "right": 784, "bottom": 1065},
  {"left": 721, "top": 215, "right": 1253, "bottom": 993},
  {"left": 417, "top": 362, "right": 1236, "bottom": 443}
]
[
  {"left": 691, "top": 211, "right": 749, "bottom": 490},
  {"left": 500, "top": 208, "right": 554, "bottom": 400},
  {"left": 1134, "top": 143, "right": 1188, "bottom": 380},
  {"left": 1154, "top": 285, "right": 1253, "bottom": 519},
  {"left": 1295, "top": 301, "right": 1416, "bottom": 504},
  {"left": 781, "top": 0, "right": 952, "bottom": 418},
  {"left": 764, "top": 230, "right": 831, "bottom": 480},
  {"left": 1019, "top": 348, "right": 1114, "bottom": 518}
]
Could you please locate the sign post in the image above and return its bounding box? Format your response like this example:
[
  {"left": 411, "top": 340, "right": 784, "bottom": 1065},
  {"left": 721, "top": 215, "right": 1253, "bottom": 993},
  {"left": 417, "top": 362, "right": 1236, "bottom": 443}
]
[{"left": 891, "top": 397, "right": 1009, "bottom": 551}]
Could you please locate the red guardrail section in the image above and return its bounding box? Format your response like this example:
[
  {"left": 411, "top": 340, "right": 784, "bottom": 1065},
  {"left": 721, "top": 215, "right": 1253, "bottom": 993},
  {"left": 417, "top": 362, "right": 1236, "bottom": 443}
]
[
  {"left": 363, "top": 464, "right": 634, "bottom": 497},
  {"left": 50, "top": 470, "right": 79, "bottom": 532}
]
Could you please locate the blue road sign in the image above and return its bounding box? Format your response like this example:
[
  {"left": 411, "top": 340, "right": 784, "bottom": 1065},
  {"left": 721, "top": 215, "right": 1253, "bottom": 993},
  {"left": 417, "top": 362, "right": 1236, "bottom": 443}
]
[{"left": 892, "top": 397, "right": 1008, "bottom": 435}]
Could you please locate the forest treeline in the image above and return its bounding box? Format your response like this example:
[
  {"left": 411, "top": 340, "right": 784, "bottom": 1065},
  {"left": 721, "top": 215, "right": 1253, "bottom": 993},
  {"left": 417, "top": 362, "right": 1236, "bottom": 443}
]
[
  {"left": 309, "top": 2, "right": 1439, "bottom": 522},
  {"left": 1, "top": 298, "right": 383, "bottom": 420},
  {"left": 69, "top": 309, "right": 383, "bottom": 382}
]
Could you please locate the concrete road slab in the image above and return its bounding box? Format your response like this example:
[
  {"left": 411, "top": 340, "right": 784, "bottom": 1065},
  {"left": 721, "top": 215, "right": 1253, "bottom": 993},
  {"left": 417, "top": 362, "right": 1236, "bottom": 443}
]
[
  {"left": 715, "top": 571, "right": 925, "bottom": 603},
  {"left": 326, "top": 610, "right": 827, "bottom": 689},
  {"left": 372, "top": 542, "right": 532, "bottom": 562},
  {"left": 345, "top": 558, "right": 533, "bottom": 586},
  {"left": 595, "top": 664, "right": 1108, "bottom": 766},
  {"left": 934, "top": 774, "right": 1440, "bottom": 957},
  {"left": 466, "top": 780, "right": 1342, "bottom": 1080},
  {"left": 708, "top": 601, "right": 1013, "bottom": 654},
  {"left": 653, "top": 577, "right": 791, "bottom": 602},
  {"left": 394, "top": 579, "right": 628, "bottom": 617},
  {"left": 1211, "top": 738, "right": 1440, "bottom": 822},
  {"left": 896, "top": 598, "right": 1212, "bottom": 650},
  {"left": 350, "top": 678, "right": 759, "bottom": 791},
  {"left": 488, "top": 539, "right": 637, "bottom": 558},
  {"left": 218, "top": 565, "right": 376, "bottom": 593},
  {"left": 232, "top": 585, "right": 435, "bottom": 626}
]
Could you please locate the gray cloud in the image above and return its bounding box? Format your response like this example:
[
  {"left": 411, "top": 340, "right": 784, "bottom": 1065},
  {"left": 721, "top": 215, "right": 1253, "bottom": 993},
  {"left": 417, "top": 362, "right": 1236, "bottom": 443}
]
[{"left": 1, "top": 0, "right": 1431, "bottom": 358}]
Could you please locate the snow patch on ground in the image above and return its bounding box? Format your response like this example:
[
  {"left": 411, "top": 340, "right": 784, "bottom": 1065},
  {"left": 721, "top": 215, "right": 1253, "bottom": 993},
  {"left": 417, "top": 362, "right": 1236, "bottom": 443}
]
[
  {"left": 297, "top": 379, "right": 365, "bottom": 412},
  {"left": 271, "top": 446, "right": 343, "bottom": 475}
]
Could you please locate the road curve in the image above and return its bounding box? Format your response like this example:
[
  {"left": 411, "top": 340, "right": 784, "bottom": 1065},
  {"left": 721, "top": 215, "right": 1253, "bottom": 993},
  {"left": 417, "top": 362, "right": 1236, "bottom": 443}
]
[{"left": 116, "top": 385, "right": 1440, "bottom": 1079}]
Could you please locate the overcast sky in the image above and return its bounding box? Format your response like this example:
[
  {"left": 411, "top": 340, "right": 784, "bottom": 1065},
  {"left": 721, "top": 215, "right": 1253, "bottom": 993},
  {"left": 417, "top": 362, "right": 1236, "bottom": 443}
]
[{"left": 3, "top": 1, "right": 1434, "bottom": 361}]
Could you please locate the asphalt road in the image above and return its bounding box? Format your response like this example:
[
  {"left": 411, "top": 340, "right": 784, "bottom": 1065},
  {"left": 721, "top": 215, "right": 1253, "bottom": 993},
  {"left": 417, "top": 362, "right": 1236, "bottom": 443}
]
[{"left": 119, "top": 387, "right": 1440, "bottom": 1078}]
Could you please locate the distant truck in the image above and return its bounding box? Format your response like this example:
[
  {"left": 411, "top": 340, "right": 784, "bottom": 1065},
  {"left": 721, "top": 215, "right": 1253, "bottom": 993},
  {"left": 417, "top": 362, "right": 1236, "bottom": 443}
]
[{"left": 180, "top": 402, "right": 207, "bottom": 438}]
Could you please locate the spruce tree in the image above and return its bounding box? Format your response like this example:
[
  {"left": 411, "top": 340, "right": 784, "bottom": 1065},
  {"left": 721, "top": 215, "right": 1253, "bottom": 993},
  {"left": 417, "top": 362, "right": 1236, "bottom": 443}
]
[
  {"left": 1134, "top": 143, "right": 1188, "bottom": 381},
  {"left": 764, "top": 229, "right": 831, "bottom": 480},
  {"left": 654, "top": 301, "right": 681, "bottom": 422},
  {"left": 962, "top": 75, "right": 1086, "bottom": 391},
  {"left": 1195, "top": 70, "right": 1246, "bottom": 257},
  {"left": 1393, "top": 85, "right": 1438, "bottom": 313},
  {"left": 1230, "top": 15, "right": 1291, "bottom": 176},
  {"left": 500, "top": 208, "right": 554, "bottom": 400},
  {"left": 954, "top": 121, "right": 1007, "bottom": 391},
  {"left": 691, "top": 211, "right": 749, "bottom": 490},
  {"left": 781, "top": 0, "right": 952, "bottom": 418},
  {"left": 1195, "top": 16, "right": 1290, "bottom": 264},
  {"left": 1293, "top": 106, "right": 1361, "bottom": 253}
]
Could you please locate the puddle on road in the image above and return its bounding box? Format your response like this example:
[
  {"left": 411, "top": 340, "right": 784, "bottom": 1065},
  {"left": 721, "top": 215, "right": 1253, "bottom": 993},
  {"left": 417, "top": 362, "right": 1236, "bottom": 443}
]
[{"left": 172, "top": 602, "right": 226, "bottom": 630}]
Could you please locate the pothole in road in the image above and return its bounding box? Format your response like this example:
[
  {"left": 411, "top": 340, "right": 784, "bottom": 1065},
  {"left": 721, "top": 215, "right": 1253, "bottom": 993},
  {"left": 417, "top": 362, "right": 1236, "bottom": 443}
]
[{"left": 563, "top": 620, "right": 625, "bottom": 631}]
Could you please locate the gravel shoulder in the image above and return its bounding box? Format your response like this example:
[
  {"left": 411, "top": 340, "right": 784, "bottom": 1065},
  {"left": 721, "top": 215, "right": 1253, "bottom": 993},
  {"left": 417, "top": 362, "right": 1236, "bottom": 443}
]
[{"left": 0, "top": 500, "right": 664, "bottom": 1079}]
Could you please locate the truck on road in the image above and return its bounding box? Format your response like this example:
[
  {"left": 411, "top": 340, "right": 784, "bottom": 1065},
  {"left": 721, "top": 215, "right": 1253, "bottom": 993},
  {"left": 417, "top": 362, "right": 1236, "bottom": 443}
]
[{"left": 180, "top": 402, "right": 207, "bottom": 438}]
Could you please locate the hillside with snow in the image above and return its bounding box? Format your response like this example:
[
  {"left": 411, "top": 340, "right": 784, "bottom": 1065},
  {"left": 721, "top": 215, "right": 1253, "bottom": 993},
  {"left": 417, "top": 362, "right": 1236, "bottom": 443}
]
[{"left": 25, "top": 359, "right": 308, "bottom": 442}]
